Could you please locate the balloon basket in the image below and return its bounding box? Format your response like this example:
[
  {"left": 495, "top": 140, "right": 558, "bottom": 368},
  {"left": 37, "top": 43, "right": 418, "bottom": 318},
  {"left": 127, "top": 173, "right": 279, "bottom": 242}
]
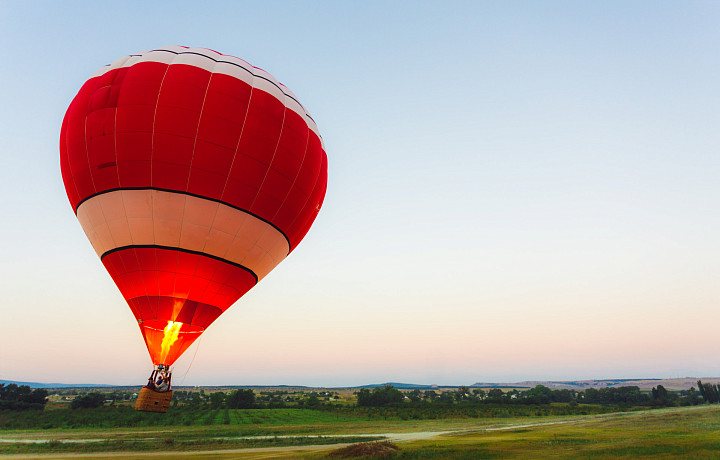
[{"left": 135, "top": 387, "right": 172, "bottom": 413}]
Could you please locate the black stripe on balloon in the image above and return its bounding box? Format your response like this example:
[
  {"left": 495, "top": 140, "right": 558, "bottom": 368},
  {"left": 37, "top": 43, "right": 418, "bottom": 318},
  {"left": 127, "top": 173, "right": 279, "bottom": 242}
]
[
  {"left": 101, "top": 244, "right": 259, "bottom": 283},
  {"left": 74, "top": 187, "right": 291, "bottom": 251}
]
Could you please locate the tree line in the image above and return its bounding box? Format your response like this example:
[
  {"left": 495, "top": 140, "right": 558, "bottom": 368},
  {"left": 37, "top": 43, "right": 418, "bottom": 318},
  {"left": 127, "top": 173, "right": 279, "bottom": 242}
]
[
  {"left": 356, "top": 384, "right": 702, "bottom": 408},
  {"left": 3, "top": 382, "right": 717, "bottom": 413},
  {"left": 171, "top": 389, "right": 340, "bottom": 409},
  {"left": 168, "top": 389, "right": 257, "bottom": 409}
]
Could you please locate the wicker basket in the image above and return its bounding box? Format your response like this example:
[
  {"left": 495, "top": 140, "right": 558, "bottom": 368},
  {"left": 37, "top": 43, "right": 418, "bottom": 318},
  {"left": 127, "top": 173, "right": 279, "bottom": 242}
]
[{"left": 134, "top": 387, "right": 172, "bottom": 413}]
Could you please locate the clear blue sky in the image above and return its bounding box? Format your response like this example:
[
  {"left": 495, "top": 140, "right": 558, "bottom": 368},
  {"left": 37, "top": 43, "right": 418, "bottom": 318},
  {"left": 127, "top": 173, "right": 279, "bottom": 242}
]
[{"left": 2, "top": 1, "right": 720, "bottom": 386}]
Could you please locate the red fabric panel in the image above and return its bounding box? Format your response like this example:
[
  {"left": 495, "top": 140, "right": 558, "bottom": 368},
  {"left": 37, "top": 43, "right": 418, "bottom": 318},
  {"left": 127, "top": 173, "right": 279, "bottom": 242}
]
[
  {"left": 117, "top": 160, "right": 152, "bottom": 188},
  {"left": 116, "top": 105, "right": 155, "bottom": 135},
  {"left": 289, "top": 150, "right": 328, "bottom": 244},
  {"left": 83, "top": 68, "right": 128, "bottom": 196},
  {"left": 187, "top": 168, "right": 226, "bottom": 200},
  {"left": 272, "top": 111, "right": 309, "bottom": 183},
  {"left": 227, "top": 154, "right": 267, "bottom": 195},
  {"left": 103, "top": 247, "right": 256, "bottom": 314},
  {"left": 192, "top": 140, "right": 236, "bottom": 176},
  {"left": 159, "top": 64, "right": 211, "bottom": 109},
  {"left": 59, "top": 113, "right": 79, "bottom": 206}
]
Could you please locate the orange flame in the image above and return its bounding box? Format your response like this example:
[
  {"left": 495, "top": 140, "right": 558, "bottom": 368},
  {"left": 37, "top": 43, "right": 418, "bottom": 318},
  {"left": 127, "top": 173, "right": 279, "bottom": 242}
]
[{"left": 159, "top": 321, "right": 183, "bottom": 364}]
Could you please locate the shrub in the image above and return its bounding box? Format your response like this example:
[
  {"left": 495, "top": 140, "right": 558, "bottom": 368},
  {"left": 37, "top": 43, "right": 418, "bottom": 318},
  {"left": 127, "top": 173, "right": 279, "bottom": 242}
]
[{"left": 70, "top": 392, "right": 105, "bottom": 409}]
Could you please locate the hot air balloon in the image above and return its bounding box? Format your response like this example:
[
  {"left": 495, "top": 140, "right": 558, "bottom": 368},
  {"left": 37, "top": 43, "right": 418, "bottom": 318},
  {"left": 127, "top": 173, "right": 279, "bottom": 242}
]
[{"left": 60, "top": 46, "right": 327, "bottom": 412}]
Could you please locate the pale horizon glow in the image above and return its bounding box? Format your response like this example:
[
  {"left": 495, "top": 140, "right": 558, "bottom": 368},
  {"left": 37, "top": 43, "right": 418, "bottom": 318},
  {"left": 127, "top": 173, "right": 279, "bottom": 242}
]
[{"left": 2, "top": 1, "right": 720, "bottom": 387}]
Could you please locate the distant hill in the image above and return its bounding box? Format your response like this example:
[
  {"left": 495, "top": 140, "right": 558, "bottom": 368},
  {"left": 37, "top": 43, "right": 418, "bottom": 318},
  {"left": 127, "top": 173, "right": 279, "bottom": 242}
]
[
  {"left": 0, "top": 379, "right": 114, "bottom": 389},
  {"left": 352, "top": 382, "right": 439, "bottom": 389},
  {"left": 471, "top": 378, "right": 720, "bottom": 391},
  {"left": 354, "top": 379, "right": 720, "bottom": 391},
  {"left": 4, "top": 378, "right": 719, "bottom": 391}
]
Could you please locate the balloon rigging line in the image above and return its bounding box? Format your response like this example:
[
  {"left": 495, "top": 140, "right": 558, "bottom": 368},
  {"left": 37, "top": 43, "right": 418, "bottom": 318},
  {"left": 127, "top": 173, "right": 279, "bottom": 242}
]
[{"left": 176, "top": 335, "right": 202, "bottom": 387}]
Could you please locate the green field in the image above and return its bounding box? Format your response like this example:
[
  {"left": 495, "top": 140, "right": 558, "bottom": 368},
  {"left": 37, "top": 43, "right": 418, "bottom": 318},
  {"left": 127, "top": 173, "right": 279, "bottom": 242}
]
[
  {"left": 0, "top": 402, "right": 623, "bottom": 432},
  {"left": 2, "top": 405, "right": 720, "bottom": 458},
  {"left": 372, "top": 405, "right": 720, "bottom": 459}
]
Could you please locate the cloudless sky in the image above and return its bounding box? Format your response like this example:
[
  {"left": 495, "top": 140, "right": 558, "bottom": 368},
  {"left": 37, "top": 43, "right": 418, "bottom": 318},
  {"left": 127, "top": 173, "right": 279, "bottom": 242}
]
[{"left": 2, "top": 0, "right": 720, "bottom": 386}]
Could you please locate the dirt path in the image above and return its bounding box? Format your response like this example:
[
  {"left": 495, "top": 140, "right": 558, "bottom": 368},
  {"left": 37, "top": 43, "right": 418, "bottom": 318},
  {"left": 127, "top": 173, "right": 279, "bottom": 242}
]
[{"left": 0, "top": 431, "right": 454, "bottom": 459}]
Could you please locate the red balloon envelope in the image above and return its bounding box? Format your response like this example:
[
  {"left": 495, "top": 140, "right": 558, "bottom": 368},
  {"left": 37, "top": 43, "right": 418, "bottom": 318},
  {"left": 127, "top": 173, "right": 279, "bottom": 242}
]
[{"left": 60, "top": 46, "right": 327, "bottom": 366}]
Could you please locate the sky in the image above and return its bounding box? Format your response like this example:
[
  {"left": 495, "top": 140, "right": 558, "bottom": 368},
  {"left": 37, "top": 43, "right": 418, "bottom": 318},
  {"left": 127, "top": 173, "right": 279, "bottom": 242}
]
[{"left": 2, "top": 0, "right": 720, "bottom": 387}]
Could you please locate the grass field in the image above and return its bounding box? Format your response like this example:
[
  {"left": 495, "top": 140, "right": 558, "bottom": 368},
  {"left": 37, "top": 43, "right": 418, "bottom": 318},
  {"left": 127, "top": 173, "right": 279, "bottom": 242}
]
[
  {"left": 0, "top": 401, "right": 622, "bottom": 432},
  {"left": 2, "top": 405, "right": 720, "bottom": 458},
  {"left": 343, "top": 405, "right": 720, "bottom": 459}
]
